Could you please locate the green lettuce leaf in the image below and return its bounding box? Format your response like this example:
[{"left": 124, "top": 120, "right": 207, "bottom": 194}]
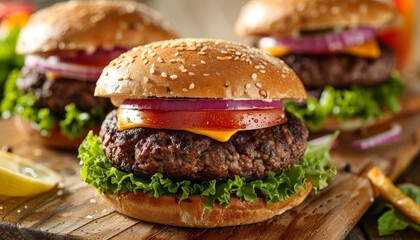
[
  {"left": 0, "top": 26, "right": 24, "bottom": 101},
  {"left": 79, "top": 132, "right": 337, "bottom": 208},
  {"left": 377, "top": 183, "right": 420, "bottom": 236},
  {"left": 286, "top": 72, "right": 404, "bottom": 132},
  {"left": 1, "top": 77, "right": 106, "bottom": 138}
]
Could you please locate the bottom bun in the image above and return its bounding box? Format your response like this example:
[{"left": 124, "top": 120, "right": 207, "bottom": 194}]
[
  {"left": 321, "top": 112, "right": 395, "bottom": 132},
  {"left": 14, "top": 116, "right": 99, "bottom": 150},
  {"left": 100, "top": 181, "right": 312, "bottom": 228}
]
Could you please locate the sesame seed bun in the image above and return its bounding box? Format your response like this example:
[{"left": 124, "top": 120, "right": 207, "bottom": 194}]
[
  {"left": 16, "top": 0, "right": 178, "bottom": 54},
  {"left": 95, "top": 38, "right": 307, "bottom": 105},
  {"left": 100, "top": 181, "right": 312, "bottom": 228},
  {"left": 235, "top": 0, "right": 398, "bottom": 37}
]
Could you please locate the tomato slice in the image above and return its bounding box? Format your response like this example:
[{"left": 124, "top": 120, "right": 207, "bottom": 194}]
[{"left": 117, "top": 108, "right": 286, "bottom": 131}]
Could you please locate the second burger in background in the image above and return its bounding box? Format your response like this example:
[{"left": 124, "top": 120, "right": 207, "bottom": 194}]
[
  {"left": 3, "top": 0, "right": 177, "bottom": 148},
  {"left": 235, "top": 0, "right": 403, "bottom": 132}
]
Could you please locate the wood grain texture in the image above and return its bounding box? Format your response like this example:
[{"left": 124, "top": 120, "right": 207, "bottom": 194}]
[{"left": 0, "top": 97, "right": 420, "bottom": 239}]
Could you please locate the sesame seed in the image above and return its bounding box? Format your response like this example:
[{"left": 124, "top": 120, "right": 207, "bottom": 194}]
[
  {"left": 17, "top": 209, "right": 21, "bottom": 213},
  {"left": 143, "top": 76, "right": 149, "bottom": 82},
  {"left": 259, "top": 90, "right": 267, "bottom": 97},
  {"left": 259, "top": 70, "right": 266, "bottom": 74},
  {"left": 149, "top": 52, "right": 156, "bottom": 57},
  {"left": 188, "top": 83, "right": 195, "bottom": 89},
  {"left": 201, "top": 46, "right": 208, "bottom": 51},
  {"left": 245, "top": 84, "right": 251, "bottom": 89},
  {"left": 182, "top": 88, "right": 189, "bottom": 92},
  {"left": 220, "top": 50, "right": 228, "bottom": 54},
  {"left": 187, "top": 47, "right": 197, "bottom": 51},
  {"left": 175, "top": 52, "right": 180, "bottom": 56},
  {"left": 150, "top": 64, "right": 155, "bottom": 74},
  {"left": 256, "top": 83, "right": 262, "bottom": 89},
  {"left": 331, "top": 6, "right": 341, "bottom": 14},
  {"left": 143, "top": 59, "right": 149, "bottom": 65},
  {"left": 224, "top": 81, "right": 230, "bottom": 87},
  {"left": 200, "top": 60, "right": 206, "bottom": 64},
  {"left": 188, "top": 72, "right": 195, "bottom": 76},
  {"left": 169, "top": 59, "right": 177, "bottom": 63},
  {"left": 161, "top": 72, "right": 168, "bottom": 77},
  {"left": 157, "top": 57, "right": 164, "bottom": 63},
  {"left": 86, "top": 215, "right": 93, "bottom": 219},
  {"left": 251, "top": 73, "right": 257, "bottom": 80},
  {"left": 217, "top": 56, "right": 232, "bottom": 61},
  {"left": 203, "top": 73, "right": 210, "bottom": 77},
  {"left": 181, "top": 69, "right": 188, "bottom": 73},
  {"left": 191, "top": 64, "right": 197, "bottom": 67},
  {"left": 170, "top": 74, "right": 178, "bottom": 80},
  {"left": 198, "top": 52, "right": 206, "bottom": 55}
]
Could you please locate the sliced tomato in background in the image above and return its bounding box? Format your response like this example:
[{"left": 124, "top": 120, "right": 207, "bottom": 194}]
[
  {"left": 379, "top": 0, "right": 415, "bottom": 70},
  {"left": 0, "top": 3, "right": 35, "bottom": 22},
  {"left": 117, "top": 108, "right": 286, "bottom": 131}
]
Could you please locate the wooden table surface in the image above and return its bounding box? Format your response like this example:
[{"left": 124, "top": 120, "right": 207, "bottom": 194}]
[{"left": 0, "top": 94, "right": 420, "bottom": 239}]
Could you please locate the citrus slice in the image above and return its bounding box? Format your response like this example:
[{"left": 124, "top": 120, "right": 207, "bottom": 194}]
[
  {"left": 0, "top": 151, "right": 61, "bottom": 197},
  {"left": 367, "top": 167, "right": 420, "bottom": 223}
]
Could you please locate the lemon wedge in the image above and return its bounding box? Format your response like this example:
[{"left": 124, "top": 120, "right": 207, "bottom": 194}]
[{"left": 0, "top": 151, "right": 61, "bottom": 197}]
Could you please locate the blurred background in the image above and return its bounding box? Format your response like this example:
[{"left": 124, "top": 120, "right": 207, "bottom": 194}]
[{"left": 2, "top": 0, "right": 418, "bottom": 73}]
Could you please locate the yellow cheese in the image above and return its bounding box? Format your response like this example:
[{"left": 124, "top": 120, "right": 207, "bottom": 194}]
[
  {"left": 262, "top": 46, "right": 290, "bottom": 57},
  {"left": 341, "top": 39, "right": 381, "bottom": 58},
  {"left": 182, "top": 129, "right": 238, "bottom": 142},
  {"left": 117, "top": 111, "right": 238, "bottom": 142},
  {"left": 264, "top": 39, "right": 380, "bottom": 58},
  {"left": 45, "top": 71, "right": 62, "bottom": 80}
]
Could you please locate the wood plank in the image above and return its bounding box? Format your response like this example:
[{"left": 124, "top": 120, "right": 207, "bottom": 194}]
[{"left": 1, "top": 95, "right": 420, "bottom": 239}]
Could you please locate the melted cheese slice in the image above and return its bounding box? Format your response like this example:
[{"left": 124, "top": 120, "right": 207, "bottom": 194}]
[
  {"left": 341, "top": 39, "right": 380, "bottom": 58},
  {"left": 264, "top": 39, "right": 380, "bottom": 58},
  {"left": 117, "top": 112, "right": 238, "bottom": 142}
]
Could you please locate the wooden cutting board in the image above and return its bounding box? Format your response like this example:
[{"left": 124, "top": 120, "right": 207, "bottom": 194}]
[{"left": 1, "top": 95, "right": 420, "bottom": 239}]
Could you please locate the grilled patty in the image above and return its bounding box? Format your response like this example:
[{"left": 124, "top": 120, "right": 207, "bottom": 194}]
[
  {"left": 281, "top": 42, "right": 395, "bottom": 89},
  {"left": 99, "top": 110, "right": 308, "bottom": 182},
  {"left": 17, "top": 66, "right": 112, "bottom": 115}
]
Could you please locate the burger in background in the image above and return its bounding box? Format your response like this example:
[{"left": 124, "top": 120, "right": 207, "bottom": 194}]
[
  {"left": 79, "top": 38, "right": 336, "bottom": 227},
  {"left": 2, "top": 0, "right": 177, "bottom": 149},
  {"left": 235, "top": 0, "right": 403, "bottom": 132},
  {"left": 0, "top": 2, "right": 34, "bottom": 105}
]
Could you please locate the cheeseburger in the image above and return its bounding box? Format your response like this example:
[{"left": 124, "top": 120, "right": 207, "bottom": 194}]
[
  {"left": 10, "top": 0, "right": 177, "bottom": 148},
  {"left": 79, "top": 38, "right": 336, "bottom": 227},
  {"left": 235, "top": 0, "right": 403, "bottom": 131}
]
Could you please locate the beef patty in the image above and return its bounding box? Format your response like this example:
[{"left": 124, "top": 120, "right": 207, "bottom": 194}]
[
  {"left": 99, "top": 110, "right": 308, "bottom": 182},
  {"left": 17, "top": 66, "right": 112, "bottom": 115},
  {"left": 281, "top": 42, "right": 395, "bottom": 89}
]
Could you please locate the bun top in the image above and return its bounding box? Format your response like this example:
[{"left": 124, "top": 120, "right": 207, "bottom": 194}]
[
  {"left": 16, "top": 0, "right": 177, "bottom": 54},
  {"left": 235, "top": 0, "right": 398, "bottom": 37},
  {"left": 95, "top": 38, "right": 306, "bottom": 103}
]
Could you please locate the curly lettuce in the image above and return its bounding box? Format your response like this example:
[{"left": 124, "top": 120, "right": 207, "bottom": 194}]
[
  {"left": 0, "top": 26, "right": 24, "bottom": 100},
  {"left": 1, "top": 73, "right": 106, "bottom": 138},
  {"left": 286, "top": 72, "right": 404, "bottom": 132},
  {"left": 79, "top": 132, "right": 337, "bottom": 208}
]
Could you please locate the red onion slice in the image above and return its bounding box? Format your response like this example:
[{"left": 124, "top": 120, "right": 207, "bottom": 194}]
[
  {"left": 258, "top": 27, "right": 377, "bottom": 53},
  {"left": 309, "top": 133, "right": 339, "bottom": 149},
  {"left": 25, "top": 55, "right": 103, "bottom": 81},
  {"left": 353, "top": 124, "right": 402, "bottom": 150},
  {"left": 121, "top": 98, "right": 284, "bottom": 111}
]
